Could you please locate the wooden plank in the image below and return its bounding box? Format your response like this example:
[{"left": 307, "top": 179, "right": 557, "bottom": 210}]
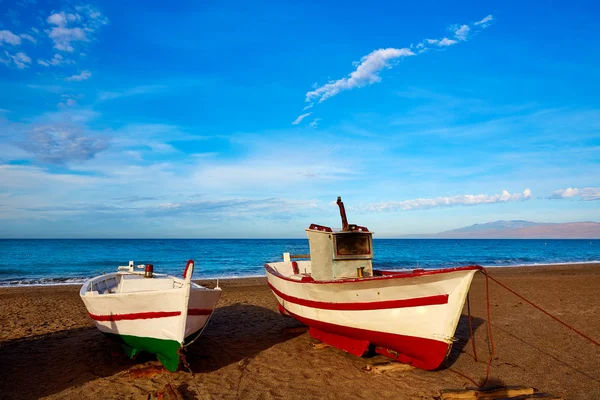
[
  {"left": 440, "top": 386, "right": 536, "bottom": 399},
  {"left": 362, "top": 361, "right": 414, "bottom": 374}
]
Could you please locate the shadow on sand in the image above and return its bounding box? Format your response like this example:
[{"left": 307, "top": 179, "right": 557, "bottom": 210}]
[
  {"left": 183, "top": 302, "right": 305, "bottom": 373},
  {"left": 0, "top": 303, "right": 304, "bottom": 400}
]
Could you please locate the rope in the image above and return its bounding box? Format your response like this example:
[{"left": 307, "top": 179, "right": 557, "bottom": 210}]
[
  {"left": 183, "top": 310, "right": 216, "bottom": 348},
  {"left": 466, "top": 294, "right": 478, "bottom": 362},
  {"left": 482, "top": 268, "right": 600, "bottom": 348},
  {"left": 451, "top": 267, "right": 599, "bottom": 388},
  {"left": 480, "top": 271, "right": 495, "bottom": 387},
  {"left": 447, "top": 270, "right": 494, "bottom": 388}
]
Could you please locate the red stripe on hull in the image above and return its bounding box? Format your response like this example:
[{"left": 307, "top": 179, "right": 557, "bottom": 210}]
[
  {"left": 188, "top": 308, "right": 213, "bottom": 316},
  {"left": 283, "top": 307, "right": 450, "bottom": 370},
  {"left": 89, "top": 311, "right": 181, "bottom": 322},
  {"left": 90, "top": 308, "right": 213, "bottom": 321},
  {"left": 267, "top": 281, "right": 448, "bottom": 311}
]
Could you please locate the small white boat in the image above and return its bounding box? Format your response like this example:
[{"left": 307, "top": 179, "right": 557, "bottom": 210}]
[
  {"left": 80, "top": 260, "right": 221, "bottom": 371},
  {"left": 265, "top": 197, "right": 481, "bottom": 370}
]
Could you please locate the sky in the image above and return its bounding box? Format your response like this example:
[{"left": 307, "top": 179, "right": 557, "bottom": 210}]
[{"left": 0, "top": 0, "right": 599, "bottom": 238}]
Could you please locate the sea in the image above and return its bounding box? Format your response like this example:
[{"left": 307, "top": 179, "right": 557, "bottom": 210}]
[{"left": 0, "top": 239, "right": 598, "bottom": 286}]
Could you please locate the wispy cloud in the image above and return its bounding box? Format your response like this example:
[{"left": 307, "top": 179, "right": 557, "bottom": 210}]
[
  {"left": 453, "top": 25, "right": 470, "bottom": 41},
  {"left": 19, "top": 33, "right": 36, "bottom": 43},
  {"left": 57, "top": 94, "right": 80, "bottom": 107},
  {"left": 361, "top": 188, "right": 532, "bottom": 212},
  {"left": 296, "top": 14, "right": 494, "bottom": 121},
  {"left": 0, "top": 50, "right": 31, "bottom": 69},
  {"left": 305, "top": 48, "right": 415, "bottom": 105},
  {"left": 292, "top": 112, "right": 312, "bottom": 125},
  {"left": 437, "top": 37, "right": 458, "bottom": 47},
  {"left": 474, "top": 15, "right": 494, "bottom": 28},
  {"left": 21, "top": 123, "right": 109, "bottom": 164},
  {"left": 309, "top": 118, "right": 321, "bottom": 128},
  {"left": 66, "top": 70, "right": 92, "bottom": 81},
  {"left": 38, "top": 54, "right": 73, "bottom": 67},
  {"left": 97, "top": 85, "right": 166, "bottom": 101},
  {"left": 548, "top": 187, "right": 600, "bottom": 201},
  {"left": 46, "top": 6, "right": 108, "bottom": 52},
  {"left": 0, "top": 30, "right": 22, "bottom": 45}
]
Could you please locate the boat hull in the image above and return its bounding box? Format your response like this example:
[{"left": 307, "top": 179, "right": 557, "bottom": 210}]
[
  {"left": 80, "top": 272, "right": 221, "bottom": 371},
  {"left": 265, "top": 263, "right": 480, "bottom": 370}
]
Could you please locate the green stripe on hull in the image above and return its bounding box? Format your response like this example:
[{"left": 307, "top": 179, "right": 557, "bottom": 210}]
[{"left": 104, "top": 332, "right": 181, "bottom": 372}]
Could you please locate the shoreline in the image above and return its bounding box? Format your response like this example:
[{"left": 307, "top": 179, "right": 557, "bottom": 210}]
[{"left": 2, "top": 261, "right": 600, "bottom": 288}]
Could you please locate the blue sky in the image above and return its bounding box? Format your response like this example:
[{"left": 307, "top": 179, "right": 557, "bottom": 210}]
[{"left": 0, "top": 0, "right": 598, "bottom": 238}]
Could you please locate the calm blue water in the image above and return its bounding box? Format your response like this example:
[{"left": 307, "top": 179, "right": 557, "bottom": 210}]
[{"left": 0, "top": 239, "right": 598, "bottom": 286}]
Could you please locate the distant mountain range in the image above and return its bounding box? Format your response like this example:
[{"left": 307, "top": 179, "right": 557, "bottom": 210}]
[{"left": 410, "top": 220, "right": 600, "bottom": 238}]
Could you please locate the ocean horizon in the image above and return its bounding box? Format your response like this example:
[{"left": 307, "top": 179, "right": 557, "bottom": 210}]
[{"left": 1, "top": 238, "right": 598, "bottom": 287}]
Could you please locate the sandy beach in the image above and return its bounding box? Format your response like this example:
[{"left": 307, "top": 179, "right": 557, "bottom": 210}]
[{"left": 1, "top": 263, "right": 599, "bottom": 399}]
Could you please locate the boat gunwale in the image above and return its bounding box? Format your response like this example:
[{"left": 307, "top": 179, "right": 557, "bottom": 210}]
[
  {"left": 79, "top": 272, "right": 216, "bottom": 297},
  {"left": 264, "top": 263, "right": 483, "bottom": 285}
]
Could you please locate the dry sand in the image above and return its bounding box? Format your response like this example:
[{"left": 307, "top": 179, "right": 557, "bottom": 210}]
[{"left": 1, "top": 264, "right": 599, "bottom": 399}]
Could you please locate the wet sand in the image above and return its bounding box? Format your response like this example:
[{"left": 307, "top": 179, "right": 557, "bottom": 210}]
[{"left": 0, "top": 263, "right": 599, "bottom": 399}]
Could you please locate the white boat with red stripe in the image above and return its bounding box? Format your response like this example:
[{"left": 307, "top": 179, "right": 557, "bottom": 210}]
[
  {"left": 265, "top": 197, "right": 481, "bottom": 370},
  {"left": 80, "top": 260, "right": 221, "bottom": 371}
]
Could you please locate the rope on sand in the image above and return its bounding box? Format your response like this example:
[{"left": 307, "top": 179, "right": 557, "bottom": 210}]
[
  {"left": 482, "top": 268, "right": 600, "bottom": 347},
  {"left": 450, "top": 267, "right": 598, "bottom": 388}
]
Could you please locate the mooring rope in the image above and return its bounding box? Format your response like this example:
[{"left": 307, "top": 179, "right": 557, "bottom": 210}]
[
  {"left": 450, "top": 267, "right": 599, "bottom": 388},
  {"left": 466, "top": 294, "right": 478, "bottom": 362},
  {"left": 482, "top": 268, "right": 600, "bottom": 348},
  {"left": 183, "top": 310, "right": 216, "bottom": 349}
]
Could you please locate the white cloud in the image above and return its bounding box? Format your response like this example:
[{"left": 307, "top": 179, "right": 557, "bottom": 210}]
[
  {"left": 292, "top": 112, "right": 312, "bottom": 125},
  {"left": 437, "top": 37, "right": 458, "bottom": 47},
  {"left": 453, "top": 25, "right": 470, "bottom": 41},
  {"left": 49, "top": 26, "right": 86, "bottom": 52},
  {"left": 46, "top": 7, "right": 108, "bottom": 52},
  {"left": 0, "top": 164, "right": 99, "bottom": 190},
  {"left": 548, "top": 187, "right": 600, "bottom": 201},
  {"left": 301, "top": 15, "right": 493, "bottom": 107},
  {"left": 19, "top": 33, "right": 36, "bottom": 43},
  {"left": 474, "top": 15, "right": 493, "bottom": 28},
  {"left": 309, "top": 118, "right": 321, "bottom": 128},
  {"left": 58, "top": 98, "right": 78, "bottom": 107},
  {"left": 97, "top": 85, "right": 166, "bottom": 101},
  {"left": 1, "top": 51, "right": 31, "bottom": 69},
  {"left": 22, "top": 123, "right": 108, "bottom": 164},
  {"left": 37, "top": 53, "right": 72, "bottom": 67},
  {"left": 0, "top": 30, "right": 22, "bottom": 45},
  {"left": 362, "top": 189, "right": 533, "bottom": 212},
  {"left": 66, "top": 70, "right": 92, "bottom": 81},
  {"left": 305, "top": 47, "right": 415, "bottom": 104}
]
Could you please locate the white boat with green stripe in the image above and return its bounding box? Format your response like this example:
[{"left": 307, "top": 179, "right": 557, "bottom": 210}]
[{"left": 80, "top": 260, "right": 221, "bottom": 371}]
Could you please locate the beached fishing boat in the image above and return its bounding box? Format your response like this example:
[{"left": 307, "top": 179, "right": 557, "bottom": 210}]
[
  {"left": 265, "top": 197, "right": 481, "bottom": 370},
  {"left": 80, "top": 260, "right": 221, "bottom": 371}
]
